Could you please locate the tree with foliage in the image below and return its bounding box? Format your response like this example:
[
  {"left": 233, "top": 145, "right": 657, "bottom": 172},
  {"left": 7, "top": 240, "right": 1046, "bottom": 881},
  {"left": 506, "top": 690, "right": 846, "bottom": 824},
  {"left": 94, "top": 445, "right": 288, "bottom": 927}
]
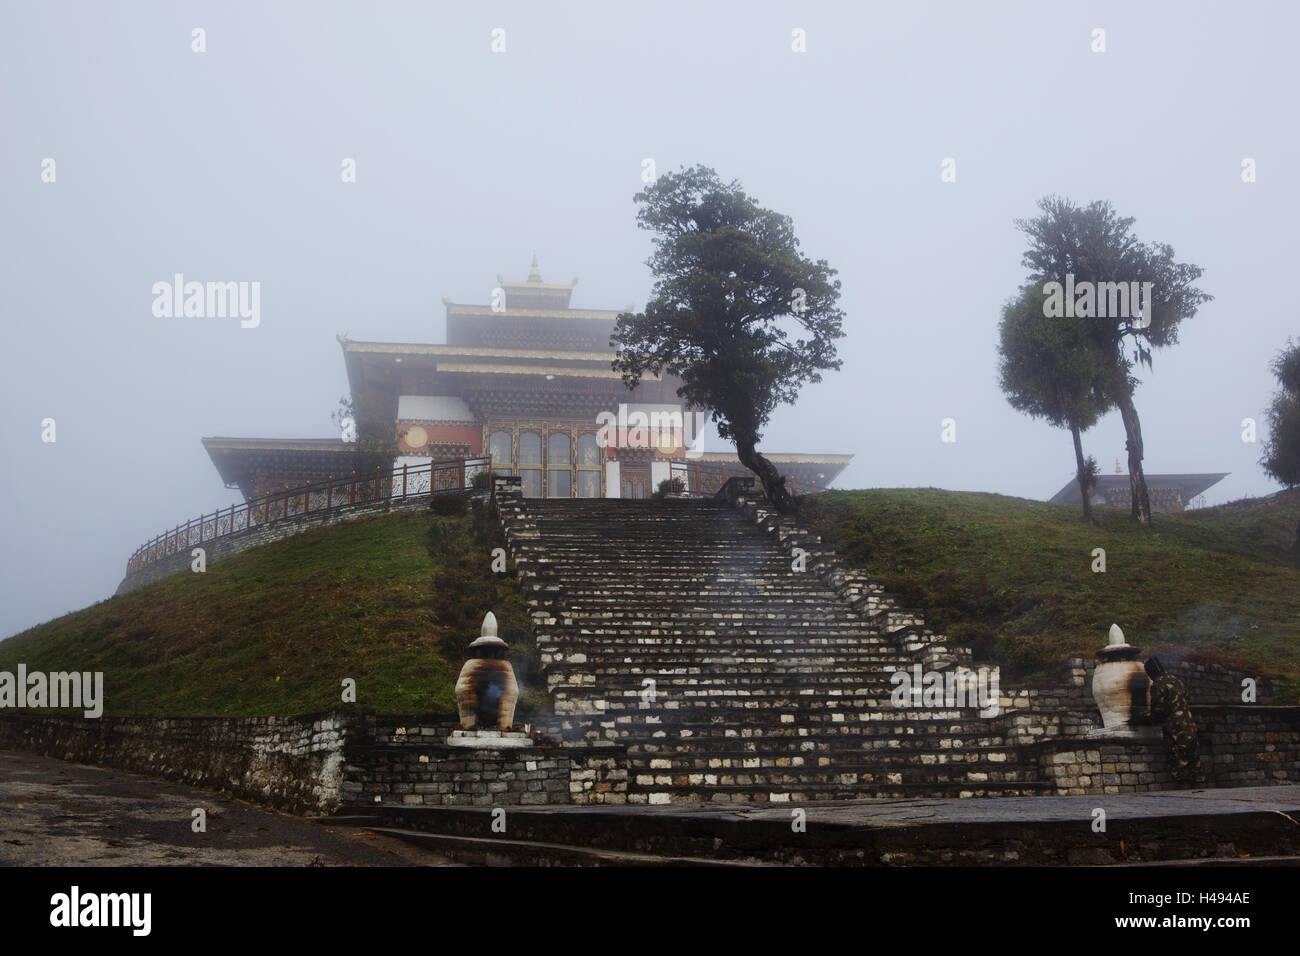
[
  {"left": 1261, "top": 339, "right": 1300, "bottom": 488},
  {"left": 612, "top": 166, "right": 845, "bottom": 512},
  {"left": 1260, "top": 339, "right": 1300, "bottom": 558},
  {"left": 1016, "top": 196, "right": 1212, "bottom": 525},
  {"left": 997, "top": 284, "right": 1114, "bottom": 523},
  {"left": 332, "top": 394, "right": 403, "bottom": 480}
]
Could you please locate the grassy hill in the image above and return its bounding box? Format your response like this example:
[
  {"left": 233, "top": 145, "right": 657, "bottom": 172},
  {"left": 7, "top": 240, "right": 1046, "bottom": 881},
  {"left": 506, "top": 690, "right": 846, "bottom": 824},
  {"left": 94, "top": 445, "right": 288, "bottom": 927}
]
[
  {"left": 800, "top": 489, "right": 1300, "bottom": 700},
  {"left": 3, "top": 488, "right": 1297, "bottom": 715},
  {"left": 0, "top": 500, "right": 537, "bottom": 717}
]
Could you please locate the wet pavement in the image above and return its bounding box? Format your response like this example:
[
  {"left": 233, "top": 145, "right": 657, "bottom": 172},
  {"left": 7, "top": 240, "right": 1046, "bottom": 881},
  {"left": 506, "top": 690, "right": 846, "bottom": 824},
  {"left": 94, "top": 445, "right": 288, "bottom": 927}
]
[
  {"left": 437, "top": 784, "right": 1300, "bottom": 828},
  {"left": 0, "top": 750, "right": 459, "bottom": 867}
]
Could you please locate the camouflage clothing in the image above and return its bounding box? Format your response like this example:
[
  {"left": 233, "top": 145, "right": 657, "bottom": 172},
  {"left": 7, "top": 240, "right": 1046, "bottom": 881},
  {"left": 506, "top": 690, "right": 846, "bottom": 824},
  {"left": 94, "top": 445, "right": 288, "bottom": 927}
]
[{"left": 1148, "top": 673, "right": 1201, "bottom": 783}]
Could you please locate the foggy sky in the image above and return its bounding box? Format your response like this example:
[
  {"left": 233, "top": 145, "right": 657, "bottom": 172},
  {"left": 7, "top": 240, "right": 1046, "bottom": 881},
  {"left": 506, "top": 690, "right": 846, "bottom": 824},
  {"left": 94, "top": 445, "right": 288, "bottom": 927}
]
[{"left": 2, "top": 1, "right": 1296, "bottom": 639}]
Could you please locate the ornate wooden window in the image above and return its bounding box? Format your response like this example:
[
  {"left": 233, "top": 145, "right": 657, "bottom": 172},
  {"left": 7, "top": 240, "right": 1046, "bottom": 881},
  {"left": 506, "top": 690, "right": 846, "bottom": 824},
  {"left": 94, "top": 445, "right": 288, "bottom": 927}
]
[
  {"left": 547, "top": 432, "right": 572, "bottom": 498},
  {"left": 518, "top": 431, "right": 542, "bottom": 498},
  {"left": 577, "top": 433, "right": 601, "bottom": 498},
  {"left": 489, "top": 431, "right": 513, "bottom": 475}
]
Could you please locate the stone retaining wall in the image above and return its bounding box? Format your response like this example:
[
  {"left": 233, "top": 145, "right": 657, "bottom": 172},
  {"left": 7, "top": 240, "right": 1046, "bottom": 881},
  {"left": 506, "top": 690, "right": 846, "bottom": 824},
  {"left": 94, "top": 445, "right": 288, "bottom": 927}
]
[
  {"left": 1034, "top": 705, "right": 1300, "bottom": 794},
  {"left": 2, "top": 701, "right": 1292, "bottom": 810},
  {"left": 342, "top": 716, "right": 629, "bottom": 807},
  {"left": 998, "top": 657, "right": 1278, "bottom": 748},
  {"left": 1198, "top": 705, "right": 1300, "bottom": 787},
  {"left": 0, "top": 710, "right": 351, "bottom": 814}
]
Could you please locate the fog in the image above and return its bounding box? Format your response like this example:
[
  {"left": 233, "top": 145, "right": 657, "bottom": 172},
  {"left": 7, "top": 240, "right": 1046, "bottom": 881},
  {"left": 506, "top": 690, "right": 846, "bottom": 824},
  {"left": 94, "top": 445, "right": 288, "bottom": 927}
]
[{"left": 2, "top": 0, "right": 1295, "bottom": 638}]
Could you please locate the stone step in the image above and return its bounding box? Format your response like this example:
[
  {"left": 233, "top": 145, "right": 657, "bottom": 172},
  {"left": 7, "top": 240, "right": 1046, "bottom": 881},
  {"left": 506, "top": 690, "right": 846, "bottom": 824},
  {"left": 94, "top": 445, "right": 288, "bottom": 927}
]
[
  {"left": 549, "top": 590, "right": 851, "bottom": 602},
  {"left": 626, "top": 763, "right": 1043, "bottom": 787},
  {"left": 540, "top": 656, "right": 916, "bottom": 671},
  {"left": 623, "top": 780, "right": 1054, "bottom": 803},
  {"left": 548, "top": 677, "right": 987, "bottom": 697},
  {"left": 488, "top": 494, "right": 1047, "bottom": 801},
  {"left": 547, "top": 679, "right": 949, "bottom": 698},
  {"left": 340, "top": 795, "right": 1300, "bottom": 865},
  {"left": 362, "top": 825, "right": 768, "bottom": 867},
  {"left": 535, "top": 624, "right": 886, "bottom": 637},
  {"left": 538, "top": 616, "right": 873, "bottom": 632},
  {"left": 540, "top": 657, "right": 937, "bottom": 673},
  {"left": 626, "top": 743, "right": 1028, "bottom": 766},
  {"left": 537, "top": 711, "right": 1008, "bottom": 732},
  {"left": 549, "top": 700, "right": 996, "bottom": 722},
  {"left": 626, "top": 736, "right": 1015, "bottom": 754}
]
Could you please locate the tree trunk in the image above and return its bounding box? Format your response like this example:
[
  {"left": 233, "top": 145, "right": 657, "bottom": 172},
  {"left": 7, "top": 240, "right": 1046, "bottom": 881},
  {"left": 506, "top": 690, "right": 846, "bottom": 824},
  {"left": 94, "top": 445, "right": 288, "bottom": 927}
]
[
  {"left": 735, "top": 437, "right": 795, "bottom": 513},
  {"left": 1070, "top": 423, "right": 1094, "bottom": 524},
  {"left": 1113, "top": 385, "right": 1151, "bottom": 525}
]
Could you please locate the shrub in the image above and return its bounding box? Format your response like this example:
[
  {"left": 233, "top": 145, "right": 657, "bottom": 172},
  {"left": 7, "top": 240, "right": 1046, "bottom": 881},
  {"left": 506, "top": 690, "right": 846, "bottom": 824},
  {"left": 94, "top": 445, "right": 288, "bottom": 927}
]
[
  {"left": 653, "top": 476, "right": 686, "bottom": 499},
  {"left": 430, "top": 493, "right": 469, "bottom": 516}
]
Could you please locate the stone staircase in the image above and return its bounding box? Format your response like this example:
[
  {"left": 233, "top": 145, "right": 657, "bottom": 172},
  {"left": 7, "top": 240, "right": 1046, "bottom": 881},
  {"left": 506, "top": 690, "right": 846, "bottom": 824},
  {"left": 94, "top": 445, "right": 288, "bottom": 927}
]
[{"left": 498, "top": 491, "right": 1052, "bottom": 802}]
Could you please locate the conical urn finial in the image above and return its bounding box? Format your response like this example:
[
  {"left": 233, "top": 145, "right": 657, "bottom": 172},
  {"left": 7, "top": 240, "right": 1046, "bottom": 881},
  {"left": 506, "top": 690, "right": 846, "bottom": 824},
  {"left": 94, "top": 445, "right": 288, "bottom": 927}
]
[{"left": 454, "top": 609, "right": 518, "bottom": 730}]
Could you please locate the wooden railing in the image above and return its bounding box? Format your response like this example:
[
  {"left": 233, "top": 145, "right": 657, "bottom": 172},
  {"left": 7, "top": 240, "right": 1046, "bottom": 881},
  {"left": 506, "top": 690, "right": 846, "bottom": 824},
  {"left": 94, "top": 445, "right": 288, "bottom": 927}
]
[{"left": 125, "top": 456, "right": 490, "bottom": 574}]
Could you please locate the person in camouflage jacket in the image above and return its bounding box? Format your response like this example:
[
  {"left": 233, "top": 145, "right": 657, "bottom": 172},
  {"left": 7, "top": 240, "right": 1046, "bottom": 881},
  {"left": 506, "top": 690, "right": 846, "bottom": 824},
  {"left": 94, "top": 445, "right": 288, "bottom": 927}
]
[{"left": 1145, "top": 656, "right": 1203, "bottom": 785}]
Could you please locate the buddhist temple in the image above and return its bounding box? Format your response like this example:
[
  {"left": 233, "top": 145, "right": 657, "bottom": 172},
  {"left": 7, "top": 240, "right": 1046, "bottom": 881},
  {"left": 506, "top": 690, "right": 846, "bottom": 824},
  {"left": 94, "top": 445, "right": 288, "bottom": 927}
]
[
  {"left": 1049, "top": 469, "right": 1228, "bottom": 514},
  {"left": 203, "top": 260, "right": 851, "bottom": 500}
]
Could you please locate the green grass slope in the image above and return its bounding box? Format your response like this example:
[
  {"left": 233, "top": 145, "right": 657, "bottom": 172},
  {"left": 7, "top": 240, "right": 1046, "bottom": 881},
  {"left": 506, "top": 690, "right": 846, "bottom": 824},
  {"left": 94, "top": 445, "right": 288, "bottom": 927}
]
[
  {"left": 0, "top": 501, "right": 536, "bottom": 717},
  {"left": 800, "top": 489, "right": 1300, "bottom": 700},
  {"left": 5, "top": 489, "right": 1297, "bottom": 716}
]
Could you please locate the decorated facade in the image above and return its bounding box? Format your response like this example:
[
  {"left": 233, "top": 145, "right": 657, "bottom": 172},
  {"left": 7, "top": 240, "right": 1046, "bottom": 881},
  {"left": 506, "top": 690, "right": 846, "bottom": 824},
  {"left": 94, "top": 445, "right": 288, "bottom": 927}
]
[{"left": 203, "top": 260, "right": 851, "bottom": 500}]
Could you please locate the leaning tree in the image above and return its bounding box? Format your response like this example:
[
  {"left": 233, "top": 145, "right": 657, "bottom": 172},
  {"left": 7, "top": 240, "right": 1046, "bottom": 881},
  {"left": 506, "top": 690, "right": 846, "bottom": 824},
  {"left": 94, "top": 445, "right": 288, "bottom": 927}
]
[
  {"left": 1016, "top": 196, "right": 1212, "bottom": 524},
  {"left": 997, "top": 284, "right": 1116, "bottom": 523},
  {"left": 612, "top": 165, "right": 844, "bottom": 512}
]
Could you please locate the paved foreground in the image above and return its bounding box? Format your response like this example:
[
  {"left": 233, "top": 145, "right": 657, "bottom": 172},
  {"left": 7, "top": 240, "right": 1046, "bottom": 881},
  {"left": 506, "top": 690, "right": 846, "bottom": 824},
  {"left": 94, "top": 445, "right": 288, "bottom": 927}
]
[
  {"left": 354, "top": 784, "right": 1300, "bottom": 865},
  {"left": 0, "top": 750, "right": 457, "bottom": 867},
  {"left": 6, "top": 746, "right": 1298, "bottom": 866},
  {"left": 491, "top": 785, "right": 1300, "bottom": 826}
]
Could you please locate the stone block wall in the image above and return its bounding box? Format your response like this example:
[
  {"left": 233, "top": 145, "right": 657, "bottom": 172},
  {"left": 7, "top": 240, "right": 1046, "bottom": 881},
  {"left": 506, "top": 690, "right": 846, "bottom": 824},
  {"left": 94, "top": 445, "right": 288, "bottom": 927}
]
[
  {"left": 0, "top": 710, "right": 351, "bottom": 814},
  {"left": 1033, "top": 705, "right": 1300, "bottom": 794},
  {"left": 1173, "top": 661, "right": 1278, "bottom": 705},
  {"left": 1035, "top": 737, "right": 1177, "bottom": 794},
  {"left": 340, "top": 715, "right": 629, "bottom": 808},
  {"left": 997, "top": 659, "right": 1099, "bottom": 745},
  {"left": 1197, "top": 705, "right": 1300, "bottom": 787},
  {"left": 995, "top": 656, "right": 1281, "bottom": 749}
]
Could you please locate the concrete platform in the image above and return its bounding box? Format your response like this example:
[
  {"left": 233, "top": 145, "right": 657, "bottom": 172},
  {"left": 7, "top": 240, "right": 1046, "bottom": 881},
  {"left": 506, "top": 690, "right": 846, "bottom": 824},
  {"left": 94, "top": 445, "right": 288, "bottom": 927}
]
[{"left": 333, "top": 785, "right": 1300, "bottom": 866}]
